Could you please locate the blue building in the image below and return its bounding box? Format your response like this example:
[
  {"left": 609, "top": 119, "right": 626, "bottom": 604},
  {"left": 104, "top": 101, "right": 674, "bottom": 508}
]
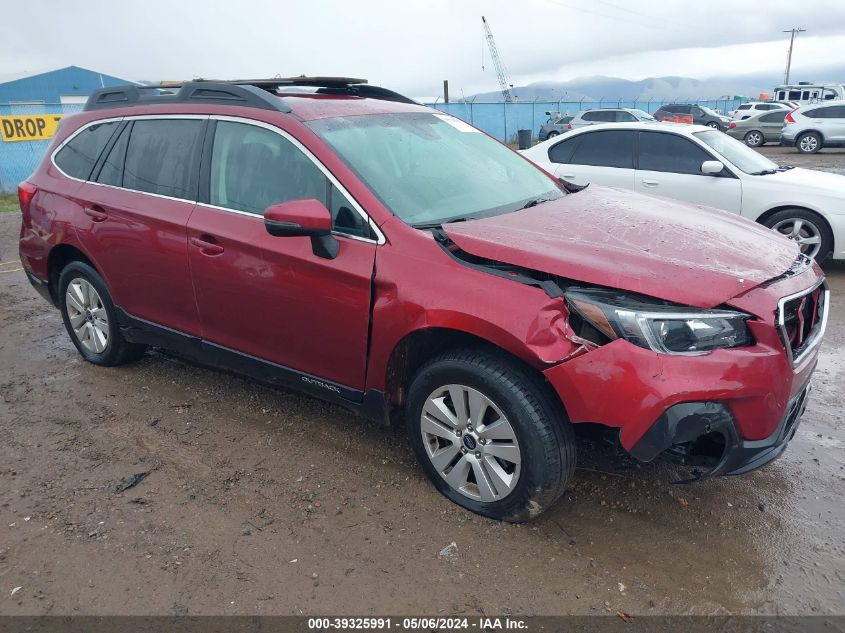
[{"left": 0, "top": 66, "right": 135, "bottom": 191}]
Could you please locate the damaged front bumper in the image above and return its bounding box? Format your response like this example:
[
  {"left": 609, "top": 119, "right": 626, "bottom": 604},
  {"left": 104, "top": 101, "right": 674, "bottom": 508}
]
[{"left": 627, "top": 382, "right": 811, "bottom": 479}]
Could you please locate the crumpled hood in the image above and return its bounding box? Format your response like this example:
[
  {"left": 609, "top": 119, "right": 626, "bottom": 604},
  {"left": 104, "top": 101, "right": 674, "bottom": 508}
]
[{"left": 444, "top": 186, "right": 800, "bottom": 308}]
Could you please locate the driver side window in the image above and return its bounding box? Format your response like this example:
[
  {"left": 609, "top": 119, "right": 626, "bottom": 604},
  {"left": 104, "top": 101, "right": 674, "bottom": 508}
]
[{"left": 209, "top": 121, "right": 371, "bottom": 238}]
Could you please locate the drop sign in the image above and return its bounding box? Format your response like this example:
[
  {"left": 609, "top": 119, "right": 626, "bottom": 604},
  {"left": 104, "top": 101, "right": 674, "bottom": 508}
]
[{"left": 0, "top": 115, "right": 63, "bottom": 142}]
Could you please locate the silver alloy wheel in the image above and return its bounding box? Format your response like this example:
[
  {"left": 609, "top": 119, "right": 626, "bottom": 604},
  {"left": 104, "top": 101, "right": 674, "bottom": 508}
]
[
  {"left": 420, "top": 384, "right": 521, "bottom": 502},
  {"left": 745, "top": 131, "right": 763, "bottom": 147},
  {"left": 771, "top": 218, "right": 823, "bottom": 259},
  {"left": 707, "top": 121, "right": 720, "bottom": 129},
  {"left": 799, "top": 134, "right": 819, "bottom": 152},
  {"left": 65, "top": 278, "right": 109, "bottom": 353}
]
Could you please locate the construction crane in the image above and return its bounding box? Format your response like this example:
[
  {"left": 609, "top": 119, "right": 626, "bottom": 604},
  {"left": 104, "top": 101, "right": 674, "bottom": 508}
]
[{"left": 481, "top": 16, "right": 514, "bottom": 102}]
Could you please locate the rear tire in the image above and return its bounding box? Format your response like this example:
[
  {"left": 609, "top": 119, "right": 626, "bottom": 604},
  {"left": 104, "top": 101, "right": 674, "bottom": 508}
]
[
  {"left": 744, "top": 130, "right": 764, "bottom": 147},
  {"left": 58, "top": 261, "right": 147, "bottom": 366},
  {"left": 405, "top": 348, "right": 575, "bottom": 522},
  {"left": 796, "top": 132, "right": 822, "bottom": 154}
]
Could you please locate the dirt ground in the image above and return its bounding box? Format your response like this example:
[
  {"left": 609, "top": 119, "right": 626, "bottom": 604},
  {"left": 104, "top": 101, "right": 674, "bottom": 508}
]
[{"left": 1, "top": 151, "right": 843, "bottom": 616}]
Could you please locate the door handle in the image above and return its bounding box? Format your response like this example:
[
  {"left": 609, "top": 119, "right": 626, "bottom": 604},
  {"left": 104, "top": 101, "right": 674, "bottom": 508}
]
[
  {"left": 83, "top": 205, "right": 108, "bottom": 222},
  {"left": 641, "top": 179, "right": 659, "bottom": 187},
  {"left": 190, "top": 235, "right": 224, "bottom": 256}
]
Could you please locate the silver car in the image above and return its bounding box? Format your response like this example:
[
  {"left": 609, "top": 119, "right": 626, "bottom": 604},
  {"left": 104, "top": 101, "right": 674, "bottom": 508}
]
[
  {"left": 781, "top": 101, "right": 845, "bottom": 153},
  {"left": 538, "top": 114, "right": 574, "bottom": 140},
  {"left": 569, "top": 108, "right": 655, "bottom": 129},
  {"left": 726, "top": 109, "right": 787, "bottom": 147}
]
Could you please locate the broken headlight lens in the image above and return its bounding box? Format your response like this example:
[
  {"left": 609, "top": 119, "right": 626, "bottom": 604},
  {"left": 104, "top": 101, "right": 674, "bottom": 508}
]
[{"left": 565, "top": 288, "right": 752, "bottom": 355}]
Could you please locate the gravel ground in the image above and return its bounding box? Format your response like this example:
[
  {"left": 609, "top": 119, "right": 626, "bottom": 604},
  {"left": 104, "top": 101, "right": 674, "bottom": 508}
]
[{"left": 0, "top": 151, "right": 843, "bottom": 616}]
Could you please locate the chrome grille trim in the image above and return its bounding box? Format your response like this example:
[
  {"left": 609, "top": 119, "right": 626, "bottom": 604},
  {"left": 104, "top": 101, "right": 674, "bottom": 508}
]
[{"left": 777, "top": 278, "right": 829, "bottom": 368}]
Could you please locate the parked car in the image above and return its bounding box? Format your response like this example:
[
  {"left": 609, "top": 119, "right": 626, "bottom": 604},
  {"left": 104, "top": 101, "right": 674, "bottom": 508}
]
[
  {"left": 727, "top": 109, "right": 788, "bottom": 147},
  {"left": 654, "top": 104, "right": 731, "bottom": 130},
  {"left": 538, "top": 114, "right": 574, "bottom": 140},
  {"left": 730, "top": 102, "right": 789, "bottom": 120},
  {"left": 781, "top": 101, "right": 845, "bottom": 153},
  {"left": 569, "top": 108, "right": 654, "bottom": 128},
  {"left": 522, "top": 121, "right": 844, "bottom": 261},
  {"left": 19, "top": 79, "right": 827, "bottom": 522}
]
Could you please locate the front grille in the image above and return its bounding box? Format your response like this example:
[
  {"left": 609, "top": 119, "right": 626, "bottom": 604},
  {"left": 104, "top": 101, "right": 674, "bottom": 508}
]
[{"left": 777, "top": 280, "right": 829, "bottom": 366}]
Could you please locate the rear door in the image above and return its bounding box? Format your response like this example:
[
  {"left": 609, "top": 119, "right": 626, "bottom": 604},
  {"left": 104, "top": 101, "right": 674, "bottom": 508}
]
[
  {"left": 758, "top": 111, "right": 787, "bottom": 142},
  {"left": 548, "top": 129, "right": 635, "bottom": 189},
  {"left": 634, "top": 130, "right": 742, "bottom": 212},
  {"left": 187, "top": 118, "right": 377, "bottom": 391},
  {"left": 819, "top": 105, "right": 845, "bottom": 141},
  {"left": 74, "top": 116, "right": 205, "bottom": 336}
]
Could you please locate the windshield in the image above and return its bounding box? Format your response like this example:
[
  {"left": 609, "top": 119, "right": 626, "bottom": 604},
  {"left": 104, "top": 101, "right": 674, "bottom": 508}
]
[
  {"left": 631, "top": 109, "right": 655, "bottom": 121},
  {"left": 307, "top": 112, "right": 563, "bottom": 226},
  {"left": 700, "top": 105, "right": 722, "bottom": 117},
  {"left": 694, "top": 130, "right": 780, "bottom": 174}
]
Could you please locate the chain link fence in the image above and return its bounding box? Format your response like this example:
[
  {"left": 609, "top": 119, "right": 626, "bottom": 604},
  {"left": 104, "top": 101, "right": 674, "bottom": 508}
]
[
  {"left": 0, "top": 97, "right": 747, "bottom": 192},
  {"left": 430, "top": 97, "right": 747, "bottom": 144}
]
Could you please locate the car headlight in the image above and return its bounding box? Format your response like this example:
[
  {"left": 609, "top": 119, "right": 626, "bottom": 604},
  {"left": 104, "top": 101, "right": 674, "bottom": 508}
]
[{"left": 565, "top": 288, "right": 752, "bottom": 355}]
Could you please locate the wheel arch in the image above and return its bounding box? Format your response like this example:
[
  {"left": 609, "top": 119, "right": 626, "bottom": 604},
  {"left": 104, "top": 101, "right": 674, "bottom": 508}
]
[
  {"left": 382, "top": 327, "right": 568, "bottom": 424},
  {"left": 795, "top": 129, "right": 825, "bottom": 143},
  {"left": 47, "top": 243, "right": 98, "bottom": 305}
]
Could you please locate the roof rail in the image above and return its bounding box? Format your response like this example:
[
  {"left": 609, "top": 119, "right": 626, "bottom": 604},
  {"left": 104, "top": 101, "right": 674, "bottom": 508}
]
[
  {"left": 84, "top": 82, "right": 293, "bottom": 112},
  {"left": 84, "top": 76, "right": 418, "bottom": 111}
]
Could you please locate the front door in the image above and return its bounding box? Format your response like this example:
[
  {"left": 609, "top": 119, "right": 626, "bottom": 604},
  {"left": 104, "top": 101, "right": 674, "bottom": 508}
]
[
  {"left": 187, "top": 119, "right": 378, "bottom": 391},
  {"left": 634, "top": 130, "right": 742, "bottom": 213}
]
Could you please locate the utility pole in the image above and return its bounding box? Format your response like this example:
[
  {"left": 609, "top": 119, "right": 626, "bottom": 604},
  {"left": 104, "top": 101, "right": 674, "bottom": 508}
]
[{"left": 783, "top": 28, "right": 806, "bottom": 85}]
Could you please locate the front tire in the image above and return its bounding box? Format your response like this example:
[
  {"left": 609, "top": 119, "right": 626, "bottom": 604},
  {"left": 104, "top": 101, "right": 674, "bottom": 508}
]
[
  {"left": 796, "top": 132, "right": 822, "bottom": 154},
  {"left": 58, "top": 261, "right": 147, "bottom": 366},
  {"left": 405, "top": 349, "right": 575, "bottom": 522},
  {"left": 547, "top": 131, "right": 559, "bottom": 138},
  {"left": 762, "top": 208, "right": 832, "bottom": 262},
  {"left": 707, "top": 121, "right": 721, "bottom": 130}
]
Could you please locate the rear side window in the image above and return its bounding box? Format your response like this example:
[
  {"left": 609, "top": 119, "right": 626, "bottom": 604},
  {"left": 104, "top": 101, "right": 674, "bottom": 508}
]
[
  {"left": 96, "top": 123, "right": 131, "bottom": 187},
  {"left": 548, "top": 136, "right": 579, "bottom": 163},
  {"left": 616, "top": 111, "right": 637, "bottom": 122},
  {"left": 569, "top": 130, "right": 634, "bottom": 168},
  {"left": 806, "top": 106, "right": 845, "bottom": 119},
  {"left": 54, "top": 121, "right": 119, "bottom": 180},
  {"left": 759, "top": 111, "right": 787, "bottom": 123},
  {"left": 123, "top": 119, "right": 203, "bottom": 200},
  {"left": 638, "top": 132, "right": 712, "bottom": 175},
  {"left": 737, "top": 104, "right": 750, "bottom": 111},
  {"left": 209, "top": 121, "right": 371, "bottom": 238}
]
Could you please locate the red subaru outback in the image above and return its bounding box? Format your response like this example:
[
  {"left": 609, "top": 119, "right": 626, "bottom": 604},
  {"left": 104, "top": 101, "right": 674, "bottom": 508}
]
[{"left": 18, "top": 78, "right": 828, "bottom": 521}]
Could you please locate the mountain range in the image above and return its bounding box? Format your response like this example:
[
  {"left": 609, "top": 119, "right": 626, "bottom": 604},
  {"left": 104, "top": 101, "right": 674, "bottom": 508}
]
[{"left": 469, "top": 64, "right": 845, "bottom": 102}]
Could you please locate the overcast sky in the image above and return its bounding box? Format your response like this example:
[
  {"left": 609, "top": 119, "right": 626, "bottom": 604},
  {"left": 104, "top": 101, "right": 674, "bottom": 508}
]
[{"left": 3, "top": 0, "right": 845, "bottom": 97}]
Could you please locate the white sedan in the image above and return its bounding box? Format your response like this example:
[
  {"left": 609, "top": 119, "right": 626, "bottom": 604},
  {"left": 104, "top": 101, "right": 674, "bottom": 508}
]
[{"left": 520, "top": 122, "right": 845, "bottom": 261}]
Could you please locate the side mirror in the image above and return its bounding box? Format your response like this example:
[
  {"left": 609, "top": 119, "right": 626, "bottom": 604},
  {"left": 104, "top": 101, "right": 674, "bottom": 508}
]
[
  {"left": 701, "top": 160, "right": 724, "bottom": 176},
  {"left": 264, "top": 199, "right": 339, "bottom": 259}
]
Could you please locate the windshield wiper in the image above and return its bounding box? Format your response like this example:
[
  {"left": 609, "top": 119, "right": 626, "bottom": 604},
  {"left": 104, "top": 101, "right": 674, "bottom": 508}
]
[
  {"left": 412, "top": 217, "right": 471, "bottom": 230},
  {"left": 522, "top": 195, "right": 560, "bottom": 209},
  {"left": 751, "top": 169, "right": 780, "bottom": 175}
]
